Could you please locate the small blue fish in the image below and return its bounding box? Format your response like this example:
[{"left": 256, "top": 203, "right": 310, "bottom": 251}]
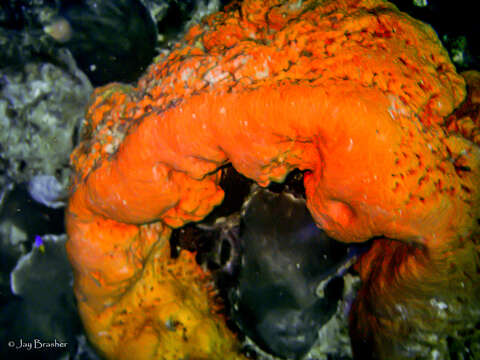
[{"left": 34, "top": 235, "right": 45, "bottom": 253}]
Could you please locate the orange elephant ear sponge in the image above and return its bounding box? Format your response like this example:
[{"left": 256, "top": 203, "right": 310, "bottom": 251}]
[
  {"left": 350, "top": 70, "right": 480, "bottom": 359},
  {"left": 66, "top": 0, "right": 480, "bottom": 359}
]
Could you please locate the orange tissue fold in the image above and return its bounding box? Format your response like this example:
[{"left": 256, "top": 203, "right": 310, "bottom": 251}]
[{"left": 65, "top": 0, "right": 480, "bottom": 359}]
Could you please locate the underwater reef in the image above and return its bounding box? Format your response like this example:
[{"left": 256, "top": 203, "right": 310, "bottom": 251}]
[
  {"left": 0, "top": 0, "right": 479, "bottom": 359},
  {"left": 65, "top": 0, "right": 480, "bottom": 359}
]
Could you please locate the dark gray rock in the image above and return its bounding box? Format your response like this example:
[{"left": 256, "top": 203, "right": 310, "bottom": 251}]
[{"left": 231, "top": 189, "right": 356, "bottom": 359}]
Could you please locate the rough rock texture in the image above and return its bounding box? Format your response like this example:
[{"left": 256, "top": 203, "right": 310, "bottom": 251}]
[
  {"left": 0, "top": 62, "right": 90, "bottom": 188},
  {"left": 65, "top": 0, "right": 480, "bottom": 359}
]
